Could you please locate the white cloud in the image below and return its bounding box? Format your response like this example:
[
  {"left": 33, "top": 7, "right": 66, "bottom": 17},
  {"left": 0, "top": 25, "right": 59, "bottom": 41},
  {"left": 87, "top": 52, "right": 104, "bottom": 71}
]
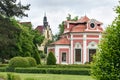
[
  {"left": 19, "top": 0, "right": 118, "bottom": 34},
  {"left": 87, "top": 6, "right": 117, "bottom": 27}
]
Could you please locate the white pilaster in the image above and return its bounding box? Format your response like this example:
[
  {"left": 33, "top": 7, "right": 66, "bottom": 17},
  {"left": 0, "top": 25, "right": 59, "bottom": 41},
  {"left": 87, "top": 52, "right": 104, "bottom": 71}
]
[
  {"left": 55, "top": 45, "right": 59, "bottom": 64},
  {"left": 83, "top": 33, "right": 87, "bottom": 63},
  {"left": 67, "top": 22, "right": 69, "bottom": 28},
  {"left": 70, "top": 34, "right": 73, "bottom": 64}
]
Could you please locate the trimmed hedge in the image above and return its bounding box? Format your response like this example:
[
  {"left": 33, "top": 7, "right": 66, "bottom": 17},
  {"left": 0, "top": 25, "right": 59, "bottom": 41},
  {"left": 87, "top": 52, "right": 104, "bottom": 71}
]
[
  {"left": 0, "top": 64, "right": 90, "bottom": 75},
  {"left": 37, "top": 64, "right": 90, "bottom": 68},
  {"left": 0, "top": 67, "right": 6, "bottom": 72},
  {"left": 15, "top": 68, "right": 90, "bottom": 75},
  {"left": 0, "top": 64, "right": 8, "bottom": 67}
]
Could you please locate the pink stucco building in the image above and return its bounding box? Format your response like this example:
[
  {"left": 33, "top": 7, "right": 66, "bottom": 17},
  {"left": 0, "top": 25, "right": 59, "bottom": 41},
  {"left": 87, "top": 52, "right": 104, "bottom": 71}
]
[{"left": 47, "top": 16, "right": 103, "bottom": 64}]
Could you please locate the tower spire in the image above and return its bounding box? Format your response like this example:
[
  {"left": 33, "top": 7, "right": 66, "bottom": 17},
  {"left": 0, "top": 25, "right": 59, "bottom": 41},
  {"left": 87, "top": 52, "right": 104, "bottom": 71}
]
[
  {"left": 44, "top": 12, "right": 46, "bottom": 17},
  {"left": 43, "top": 13, "right": 48, "bottom": 28}
]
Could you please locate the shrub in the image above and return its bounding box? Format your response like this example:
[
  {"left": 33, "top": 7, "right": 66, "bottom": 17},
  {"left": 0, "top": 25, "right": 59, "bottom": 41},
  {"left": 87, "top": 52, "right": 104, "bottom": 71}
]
[
  {"left": 6, "top": 67, "right": 15, "bottom": 72},
  {"left": 84, "top": 62, "right": 90, "bottom": 64},
  {"left": 33, "top": 50, "right": 41, "bottom": 64},
  {"left": 25, "top": 57, "right": 37, "bottom": 67},
  {"left": 9, "top": 57, "right": 29, "bottom": 68},
  {"left": 47, "top": 52, "right": 56, "bottom": 65}
]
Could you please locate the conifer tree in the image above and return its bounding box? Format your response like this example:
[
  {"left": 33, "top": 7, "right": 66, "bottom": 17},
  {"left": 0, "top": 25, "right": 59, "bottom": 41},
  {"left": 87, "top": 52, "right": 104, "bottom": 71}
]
[
  {"left": 0, "top": 0, "right": 30, "bottom": 18},
  {"left": 47, "top": 52, "right": 56, "bottom": 65}
]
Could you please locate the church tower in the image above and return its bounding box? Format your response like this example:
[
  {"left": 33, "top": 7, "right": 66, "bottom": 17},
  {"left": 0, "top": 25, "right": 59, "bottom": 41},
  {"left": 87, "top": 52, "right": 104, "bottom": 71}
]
[
  {"left": 43, "top": 13, "right": 48, "bottom": 29},
  {"left": 36, "top": 13, "right": 53, "bottom": 53}
]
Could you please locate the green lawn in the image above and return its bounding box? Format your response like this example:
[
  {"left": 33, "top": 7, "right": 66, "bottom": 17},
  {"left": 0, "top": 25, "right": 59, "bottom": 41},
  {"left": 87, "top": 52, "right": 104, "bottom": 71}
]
[{"left": 0, "top": 72, "right": 94, "bottom": 80}]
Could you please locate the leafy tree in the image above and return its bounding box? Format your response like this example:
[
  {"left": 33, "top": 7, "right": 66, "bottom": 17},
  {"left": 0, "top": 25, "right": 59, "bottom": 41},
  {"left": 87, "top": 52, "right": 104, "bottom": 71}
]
[
  {"left": 0, "top": 0, "right": 43, "bottom": 64},
  {"left": 17, "top": 23, "right": 44, "bottom": 64},
  {"left": 66, "top": 14, "right": 78, "bottom": 21},
  {"left": 44, "top": 40, "right": 53, "bottom": 54},
  {"left": 16, "top": 25, "right": 33, "bottom": 57},
  {"left": 0, "top": 15, "right": 21, "bottom": 61},
  {"left": 58, "top": 21, "right": 64, "bottom": 36},
  {"left": 0, "top": 0, "right": 30, "bottom": 18},
  {"left": 0, "top": 15, "right": 44, "bottom": 64},
  {"left": 91, "top": 1, "right": 120, "bottom": 80},
  {"left": 53, "top": 34, "right": 60, "bottom": 41},
  {"left": 47, "top": 52, "right": 56, "bottom": 65},
  {"left": 32, "top": 30, "right": 44, "bottom": 46},
  {"left": 31, "top": 30, "right": 44, "bottom": 64}
]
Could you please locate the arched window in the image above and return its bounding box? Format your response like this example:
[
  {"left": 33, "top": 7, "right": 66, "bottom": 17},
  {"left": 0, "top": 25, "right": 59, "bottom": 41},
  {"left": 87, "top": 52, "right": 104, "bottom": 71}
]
[
  {"left": 74, "top": 43, "right": 82, "bottom": 63},
  {"left": 88, "top": 41, "right": 97, "bottom": 62}
]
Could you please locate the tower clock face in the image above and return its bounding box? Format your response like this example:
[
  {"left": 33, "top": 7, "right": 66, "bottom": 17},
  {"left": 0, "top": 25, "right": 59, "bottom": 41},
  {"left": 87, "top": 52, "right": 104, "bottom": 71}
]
[{"left": 90, "top": 23, "right": 95, "bottom": 28}]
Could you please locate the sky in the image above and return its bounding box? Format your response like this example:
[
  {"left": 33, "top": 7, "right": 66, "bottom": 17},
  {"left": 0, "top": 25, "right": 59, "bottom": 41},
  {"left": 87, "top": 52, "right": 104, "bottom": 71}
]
[{"left": 19, "top": 0, "right": 118, "bottom": 35}]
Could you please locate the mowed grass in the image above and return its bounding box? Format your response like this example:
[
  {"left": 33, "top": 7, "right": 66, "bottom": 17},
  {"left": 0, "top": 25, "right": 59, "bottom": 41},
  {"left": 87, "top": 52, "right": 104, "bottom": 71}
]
[{"left": 0, "top": 72, "right": 94, "bottom": 80}]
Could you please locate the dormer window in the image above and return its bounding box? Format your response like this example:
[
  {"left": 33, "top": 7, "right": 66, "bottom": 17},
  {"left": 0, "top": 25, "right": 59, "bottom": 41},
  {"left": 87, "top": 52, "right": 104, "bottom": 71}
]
[
  {"left": 89, "top": 19, "right": 96, "bottom": 29},
  {"left": 90, "top": 23, "right": 95, "bottom": 28}
]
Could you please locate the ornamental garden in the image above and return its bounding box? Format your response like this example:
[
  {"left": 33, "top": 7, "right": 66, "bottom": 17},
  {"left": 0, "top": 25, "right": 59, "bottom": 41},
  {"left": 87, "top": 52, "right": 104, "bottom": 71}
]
[{"left": 0, "top": 0, "right": 120, "bottom": 80}]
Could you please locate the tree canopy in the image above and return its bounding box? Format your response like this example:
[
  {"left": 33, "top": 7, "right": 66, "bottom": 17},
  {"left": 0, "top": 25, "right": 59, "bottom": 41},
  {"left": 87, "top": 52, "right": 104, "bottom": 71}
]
[
  {"left": 0, "top": 0, "right": 30, "bottom": 18},
  {"left": 0, "top": 15, "right": 21, "bottom": 60},
  {"left": 91, "top": 1, "right": 120, "bottom": 80},
  {"left": 0, "top": 15, "right": 44, "bottom": 64},
  {"left": 0, "top": 0, "right": 44, "bottom": 64}
]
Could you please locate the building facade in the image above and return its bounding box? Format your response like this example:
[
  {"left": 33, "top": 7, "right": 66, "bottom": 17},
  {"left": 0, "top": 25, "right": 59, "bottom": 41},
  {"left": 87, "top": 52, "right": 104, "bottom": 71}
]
[{"left": 47, "top": 16, "right": 103, "bottom": 64}]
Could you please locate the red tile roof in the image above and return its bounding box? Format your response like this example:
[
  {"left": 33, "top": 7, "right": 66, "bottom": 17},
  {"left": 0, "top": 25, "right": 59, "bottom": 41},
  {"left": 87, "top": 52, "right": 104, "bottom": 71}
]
[
  {"left": 63, "top": 16, "right": 103, "bottom": 33},
  {"left": 51, "top": 38, "right": 70, "bottom": 45},
  {"left": 71, "top": 25, "right": 86, "bottom": 32},
  {"left": 77, "top": 16, "right": 90, "bottom": 22},
  {"left": 36, "top": 25, "right": 44, "bottom": 33}
]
